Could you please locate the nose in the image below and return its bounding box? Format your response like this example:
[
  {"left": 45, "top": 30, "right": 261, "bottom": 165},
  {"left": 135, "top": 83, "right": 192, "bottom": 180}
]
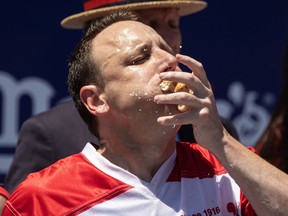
[{"left": 157, "top": 49, "right": 178, "bottom": 72}]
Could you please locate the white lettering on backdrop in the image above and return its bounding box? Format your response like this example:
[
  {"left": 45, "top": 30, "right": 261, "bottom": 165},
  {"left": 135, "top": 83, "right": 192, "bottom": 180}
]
[
  {"left": 217, "top": 81, "right": 275, "bottom": 146},
  {"left": 0, "top": 71, "right": 55, "bottom": 146}
]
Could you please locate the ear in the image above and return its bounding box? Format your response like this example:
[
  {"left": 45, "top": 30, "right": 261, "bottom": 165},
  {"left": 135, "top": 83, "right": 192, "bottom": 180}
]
[{"left": 80, "top": 85, "right": 109, "bottom": 116}]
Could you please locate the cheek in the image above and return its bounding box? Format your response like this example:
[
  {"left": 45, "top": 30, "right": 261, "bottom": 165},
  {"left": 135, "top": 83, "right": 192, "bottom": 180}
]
[{"left": 104, "top": 63, "right": 161, "bottom": 105}]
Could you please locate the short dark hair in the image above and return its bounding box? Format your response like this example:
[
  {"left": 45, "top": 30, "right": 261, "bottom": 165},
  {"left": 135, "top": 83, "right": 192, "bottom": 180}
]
[{"left": 67, "top": 10, "right": 138, "bottom": 137}]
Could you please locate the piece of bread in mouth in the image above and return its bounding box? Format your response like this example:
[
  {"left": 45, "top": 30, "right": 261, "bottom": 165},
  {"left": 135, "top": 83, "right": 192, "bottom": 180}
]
[{"left": 159, "top": 80, "right": 193, "bottom": 112}]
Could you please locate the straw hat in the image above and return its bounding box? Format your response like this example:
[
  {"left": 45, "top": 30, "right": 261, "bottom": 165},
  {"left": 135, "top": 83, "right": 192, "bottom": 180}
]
[{"left": 61, "top": 0, "right": 207, "bottom": 29}]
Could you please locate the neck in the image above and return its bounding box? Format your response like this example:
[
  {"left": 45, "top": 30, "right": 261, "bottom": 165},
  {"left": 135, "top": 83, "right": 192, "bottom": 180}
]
[
  {"left": 98, "top": 130, "right": 177, "bottom": 182},
  {"left": 96, "top": 110, "right": 180, "bottom": 181}
]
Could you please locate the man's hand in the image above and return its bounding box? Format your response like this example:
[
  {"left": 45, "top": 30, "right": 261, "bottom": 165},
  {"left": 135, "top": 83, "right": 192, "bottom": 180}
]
[{"left": 154, "top": 54, "right": 225, "bottom": 151}]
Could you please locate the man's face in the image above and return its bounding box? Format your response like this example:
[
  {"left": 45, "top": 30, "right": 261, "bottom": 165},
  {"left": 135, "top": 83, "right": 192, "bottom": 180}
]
[
  {"left": 91, "top": 20, "right": 181, "bottom": 120},
  {"left": 136, "top": 8, "right": 181, "bottom": 54}
]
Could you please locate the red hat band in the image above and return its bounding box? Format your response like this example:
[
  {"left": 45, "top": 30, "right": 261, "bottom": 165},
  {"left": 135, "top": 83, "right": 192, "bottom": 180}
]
[{"left": 84, "top": 0, "right": 161, "bottom": 11}]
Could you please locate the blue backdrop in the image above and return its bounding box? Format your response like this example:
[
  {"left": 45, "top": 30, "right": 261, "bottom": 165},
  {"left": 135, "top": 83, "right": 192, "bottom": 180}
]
[{"left": 1, "top": 0, "right": 288, "bottom": 184}]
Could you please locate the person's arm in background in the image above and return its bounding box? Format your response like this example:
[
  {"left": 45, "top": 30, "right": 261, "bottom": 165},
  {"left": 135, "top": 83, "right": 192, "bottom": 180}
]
[{"left": 0, "top": 186, "right": 9, "bottom": 214}]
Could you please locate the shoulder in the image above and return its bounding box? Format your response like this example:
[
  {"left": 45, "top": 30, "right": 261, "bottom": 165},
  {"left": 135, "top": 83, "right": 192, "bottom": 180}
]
[
  {"left": 0, "top": 186, "right": 9, "bottom": 199},
  {"left": 25, "top": 100, "right": 78, "bottom": 124},
  {"left": 13, "top": 153, "right": 86, "bottom": 190},
  {"left": 6, "top": 154, "right": 87, "bottom": 214},
  {"left": 168, "top": 142, "right": 227, "bottom": 181},
  {"left": 19, "top": 100, "right": 97, "bottom": 147},
  {"left": 19, "top": 100, "right": 78, "bottom": 132},
  {"left": 6, "top": 152, "right": 132, "bottom": 214},
  {"left": 176, "top": 142, "right": 221, "bottom": 165}
]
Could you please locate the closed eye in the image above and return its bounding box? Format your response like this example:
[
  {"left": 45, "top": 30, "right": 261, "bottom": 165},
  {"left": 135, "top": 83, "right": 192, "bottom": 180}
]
[{"left": 131, "top": 54, "right": 150, "bottom": 65}]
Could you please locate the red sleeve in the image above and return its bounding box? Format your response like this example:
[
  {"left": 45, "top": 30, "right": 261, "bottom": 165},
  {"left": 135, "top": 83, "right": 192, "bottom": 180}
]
[
  {"left": 240, "top": 191, "right": 257, "bottom": 216},
  {"left": 0, "top": 186, "right": 10, "bottom": 199}
]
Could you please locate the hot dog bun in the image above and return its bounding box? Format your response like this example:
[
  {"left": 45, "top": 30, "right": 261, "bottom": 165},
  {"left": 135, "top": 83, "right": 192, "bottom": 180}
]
[{"left": 159, "top": 80, "right": 193, "bottom": 112}]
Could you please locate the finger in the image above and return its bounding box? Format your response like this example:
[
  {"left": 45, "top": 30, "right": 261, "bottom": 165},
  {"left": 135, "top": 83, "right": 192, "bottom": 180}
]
[
  {"left": 154, "top": 92, "right": 204, "bottom": 110},
  {"left": 176, "top": 54, "right": 211, "bottom": 88},
  {"left": 156, "top": 110, "right": 200, "bottom": 126}
]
